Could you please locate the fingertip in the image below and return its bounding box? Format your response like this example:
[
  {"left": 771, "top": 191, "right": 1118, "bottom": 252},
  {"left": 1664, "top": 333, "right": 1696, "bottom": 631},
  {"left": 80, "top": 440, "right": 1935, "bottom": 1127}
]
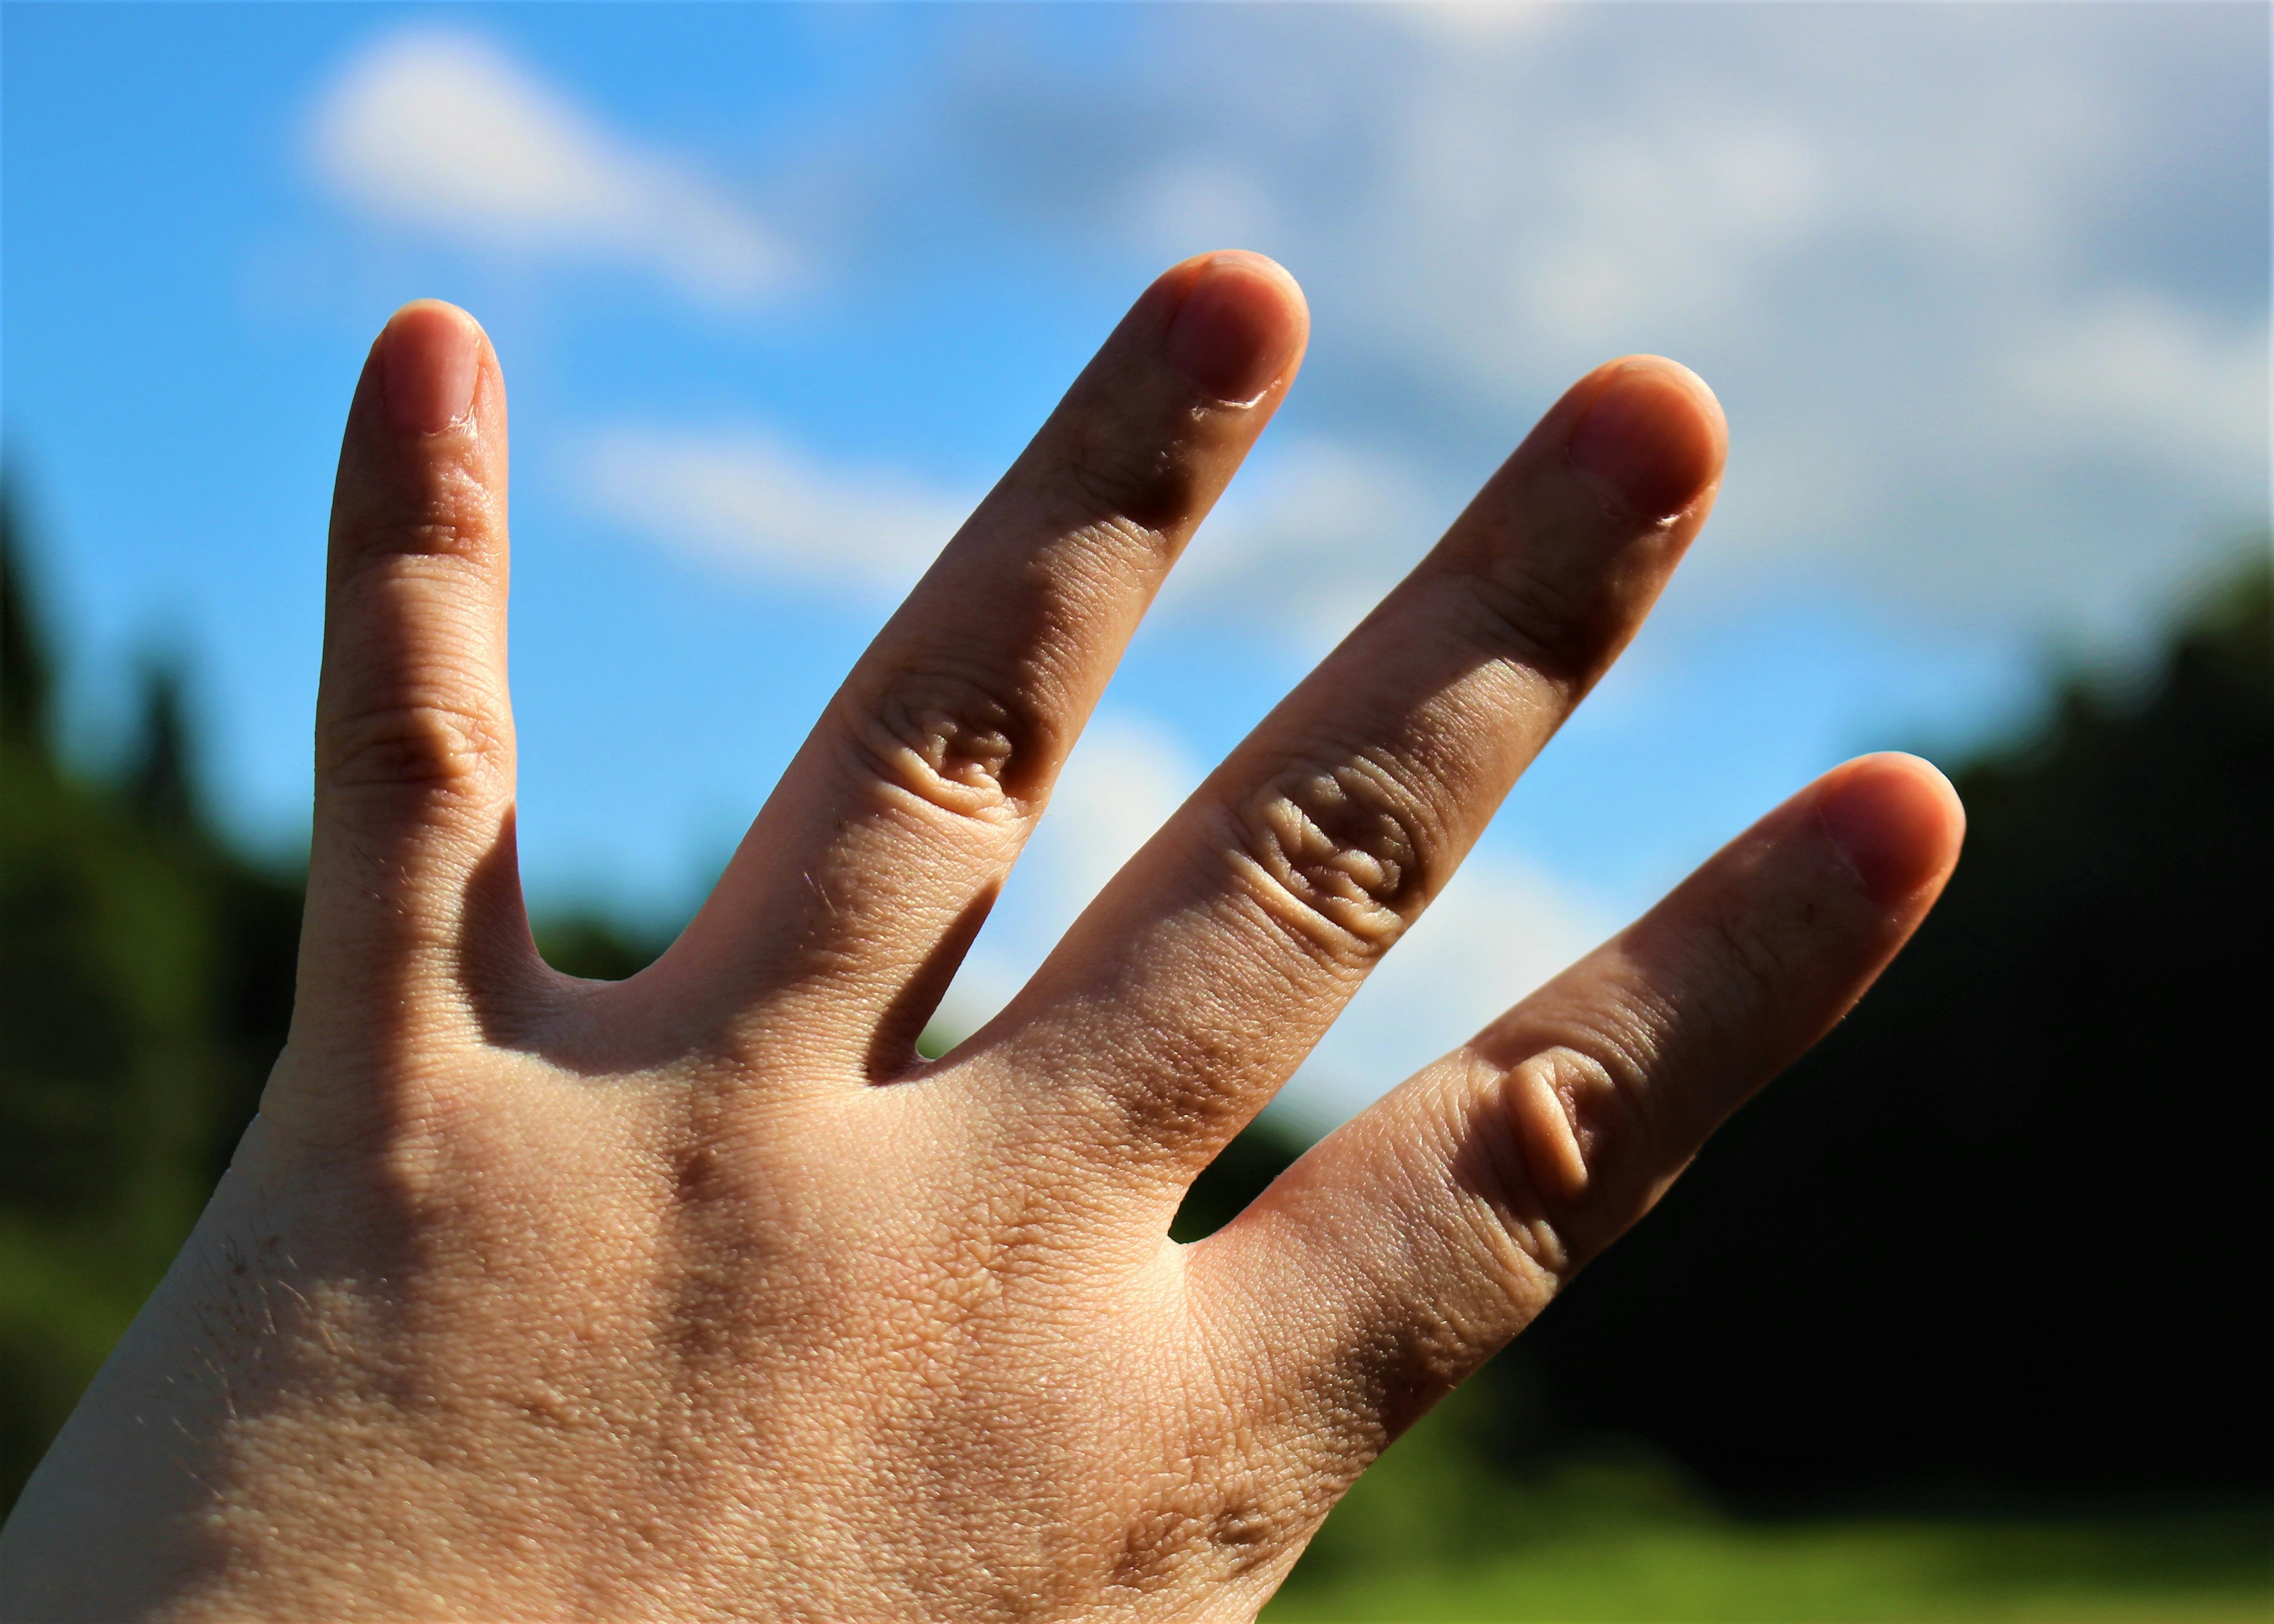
[
  {"left": 1814, "top": 752, "right": 1966, "bottom": 906},
  {"left": 1161, "top": 250, "right": 1310, "bottom": 406},
  {"left": 1564, "top": 355, "right": 1727, "bottom": 522},
  {"left": 378, "top": 300, "right": 487, "bottom": 435}
]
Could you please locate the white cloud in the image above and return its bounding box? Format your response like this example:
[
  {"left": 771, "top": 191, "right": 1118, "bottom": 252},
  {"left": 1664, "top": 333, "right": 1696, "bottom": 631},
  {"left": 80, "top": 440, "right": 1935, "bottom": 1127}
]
[
  {"left": 309, "top": 30, "right": 788, "bottom": 303},
  {"left": 1388, "top": 2, "right": 1569, "bottom": 48},
  {"left": 579, "top": 417, "right": 1453, "bottom": 650},
  {"left": 580, "top": 426, "right": 973, "bottom": 596},
  {"left": 1998, "top": 294, "right": 2269, "bottom": 480},
  {"left": 1126, "top": 160, "right": 1285, "bottom": 256},
  {"left": 1517, "top": 120, "right": 1824, "bottom": 345},
  {"left": 558, "top": 7, "right": 2264, "bottom": 654},
  {"left": 923, "top": 5, "right": 2268, "bottom": 647},
  {"left": 1164, "top": 436, "right": 1451, "bottom": 649}
]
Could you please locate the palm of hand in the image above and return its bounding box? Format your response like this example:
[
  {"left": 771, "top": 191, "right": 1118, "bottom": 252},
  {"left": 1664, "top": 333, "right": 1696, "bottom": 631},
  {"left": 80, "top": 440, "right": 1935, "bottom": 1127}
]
[{"left": 0, "top": 255, "right": 1959, "bottom": 1622}]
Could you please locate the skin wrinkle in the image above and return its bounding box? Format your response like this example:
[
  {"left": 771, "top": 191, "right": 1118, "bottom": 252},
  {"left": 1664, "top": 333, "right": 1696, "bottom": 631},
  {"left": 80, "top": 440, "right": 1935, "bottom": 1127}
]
[
  {"left": 1449, "top": 1075, "right": 1582, "bottom": 1285},
  {"left": 1498, "top": 1020, "right": 1662, "bottom": 1198},
  {"left": 1499, "top": 1053, "right": 1591, "bottom": 1214},
  {"left": 847, "top": 668, "right": 1026, "bottom": 820},
  {"left": 329, "top": 483, "right": 506, "bottom": 568},
  {"left": 328, "top": 462, "right": 505, "bottom": 558},
  {"left": 1049, "top": 400, "right": 1208, "bottom": 541},
  {"left": 1239, "top": 758, "right": 1421, "bottom": 951},
  {"left": 319, "top": 697, "right": 510, "bottom": 792}
]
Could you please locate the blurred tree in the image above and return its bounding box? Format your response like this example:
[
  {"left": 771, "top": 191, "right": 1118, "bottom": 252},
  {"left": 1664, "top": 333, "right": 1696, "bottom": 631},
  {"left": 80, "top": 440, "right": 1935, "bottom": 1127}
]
[
  {"left": 1524, "top": 548, "right": 2273, "bottom": 1501},
  {"left": 1171, "top": 1112, "right": 1306, "bottom": 1243},
  {"left": 1, "top": 485, "right": 51, "bottom": 753},
  {"left": 0, "top": 496, "right": 301, "bottom": 1508},
  {"left": 0, "top": 492, "right": 666, "bottom": 1510},
  {"left": 121, "top": 655, "right": 198, "bottom": 834},
  {"left": 533, "top": 916, "right": 663, "bottom": 983}
]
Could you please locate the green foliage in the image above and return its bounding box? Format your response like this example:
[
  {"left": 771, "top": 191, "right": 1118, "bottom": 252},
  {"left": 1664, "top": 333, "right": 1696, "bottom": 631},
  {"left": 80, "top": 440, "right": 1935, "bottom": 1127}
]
[
  {"left": 532, "top": 914, "right": 663, "bottom": 982},
  {"left": 0, "top": 510, "right": 300, "bottom": 1507},
  {"left": 1272, "top": 1374, "right": 2269, "bottom": 1617},
  {"left": 1290, "top": 1377, "right": 1713, "bottom": 1586},
  {"left": 1524, "top": 545, "right": 2274, "bottom": 1499},
  {"left": 1269, "top": 1507, "right": 2272, "bottom": 1621}
]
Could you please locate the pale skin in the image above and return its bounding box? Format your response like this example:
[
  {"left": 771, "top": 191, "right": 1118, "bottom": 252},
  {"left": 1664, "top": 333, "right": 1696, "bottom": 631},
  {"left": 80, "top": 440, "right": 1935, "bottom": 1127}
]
[{"left": 0, "top": 253, "right": 1963, "bottom": 1622}]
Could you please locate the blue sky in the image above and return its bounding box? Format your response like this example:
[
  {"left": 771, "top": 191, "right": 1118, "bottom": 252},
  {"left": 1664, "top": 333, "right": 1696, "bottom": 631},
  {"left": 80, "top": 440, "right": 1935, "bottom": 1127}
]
[{"left": 5, "top": 3, "right": 2266, "bottom": 1125}]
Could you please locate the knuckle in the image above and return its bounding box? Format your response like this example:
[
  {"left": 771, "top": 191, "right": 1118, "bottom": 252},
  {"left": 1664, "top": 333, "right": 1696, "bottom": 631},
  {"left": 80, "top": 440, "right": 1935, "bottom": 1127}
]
[
  {"left": 845, "top": 665, "right": 1032, "bottom": 820},
  {"left": 1106, "top": 1480, "right": 1289, "bottom": 1594},
  {"left": 1366, "top": 1095, "right": 1569, "bottom": 1327},
  {"left": 1432, "top": 1039, "right": 1664, "bottom": 1304},
  {"left": 1229, "top": 752, "right": 1438, "bottom": 968},
  {"left": 320, "top": 695, "right": 506, "bottom": 797},
  {"left": 1514, "top": 1017, "right": 1667, "bottom": 1185}
]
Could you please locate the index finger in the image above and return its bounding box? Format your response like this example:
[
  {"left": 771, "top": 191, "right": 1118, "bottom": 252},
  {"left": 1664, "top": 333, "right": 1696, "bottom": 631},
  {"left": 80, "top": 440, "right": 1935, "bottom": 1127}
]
[{"left": 296, "top": 301, "right": 531, "bottom": 1058}]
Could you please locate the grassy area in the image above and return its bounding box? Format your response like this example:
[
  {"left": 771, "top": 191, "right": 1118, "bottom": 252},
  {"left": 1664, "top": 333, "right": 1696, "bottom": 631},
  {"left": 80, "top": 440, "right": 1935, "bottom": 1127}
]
[
  {"left": 1265, "top": 1511, "right": 2272, "bottom": 1622},
  {"left": 1264, "top": 1382, "right": 2269, "bottom": 1623}
]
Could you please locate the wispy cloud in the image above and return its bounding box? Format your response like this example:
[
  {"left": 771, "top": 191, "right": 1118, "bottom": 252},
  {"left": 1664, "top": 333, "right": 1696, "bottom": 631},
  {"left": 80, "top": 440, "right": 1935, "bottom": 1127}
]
[
  {"left": 927, "top": 5, "right": 2269, "bottom": 647},
  {"left": 560, "top": 7, "right": 2265, "bottom": 653},
  {"left": 309, "top": 30, "right": 788, "bottom": 304},
  {"left": 580, "top": 426, "right": 972, "bottom": 595},
  {"left": 578, "top": 414, "right": 1441, "bottom": 648},
  {"left": 1164, "top": 438, "right": 1453, "bottom": 648}
]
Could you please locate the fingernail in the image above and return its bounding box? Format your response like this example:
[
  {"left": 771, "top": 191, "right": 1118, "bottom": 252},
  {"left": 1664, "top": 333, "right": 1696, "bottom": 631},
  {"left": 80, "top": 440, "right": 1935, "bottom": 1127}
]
[
  {"left": 1163, "top": 253, "right": 1303, "bottom": 406},
  {"left": 380, "top": 301, "right": 481, "bottom": 435},
  {"left": 1565, "top": 358, "right": 1723, "bottom": 520},
  {"left": 1816, "top": 754, "right": 1964, "bottom": 905}
]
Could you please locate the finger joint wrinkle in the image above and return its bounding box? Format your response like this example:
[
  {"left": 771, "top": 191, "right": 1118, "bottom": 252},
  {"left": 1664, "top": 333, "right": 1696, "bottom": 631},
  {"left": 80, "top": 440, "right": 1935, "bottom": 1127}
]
[
  {"left": 335, "top": 451, "right": 498, "bottom": 546},
  {"left": 333, "top": 490, "right": 500, "bottom": 579},
  {"left": 1232, "top": 757, "right": 1428, "bottom": 966},
  {"left": 1496, "top": 1032, "right": 1656, "bottom": 1207},
  {"left": 1058, "top": 420, "right": 1203, "bottom": 537},
  {"left": 320, "top": 698, "right": 506, "bottom": 794},
  {"left": 851, "top": 668, "right": 1027, "bottom": 821}
]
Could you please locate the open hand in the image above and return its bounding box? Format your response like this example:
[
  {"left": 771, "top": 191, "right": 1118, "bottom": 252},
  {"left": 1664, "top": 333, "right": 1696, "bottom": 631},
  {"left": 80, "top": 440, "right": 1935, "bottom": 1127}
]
[{"left": 0, "top": 253, "right": 1961, "bottom": 1622}]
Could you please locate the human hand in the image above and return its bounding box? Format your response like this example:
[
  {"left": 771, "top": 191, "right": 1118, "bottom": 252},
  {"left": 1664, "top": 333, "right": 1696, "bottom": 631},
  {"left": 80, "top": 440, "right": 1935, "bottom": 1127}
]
[{"left": 0, "top": 253, "right": 1961, "bottom": 1622}]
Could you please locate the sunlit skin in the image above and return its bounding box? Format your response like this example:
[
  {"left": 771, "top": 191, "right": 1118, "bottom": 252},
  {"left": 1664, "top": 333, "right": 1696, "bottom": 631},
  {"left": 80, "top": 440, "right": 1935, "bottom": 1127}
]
[{"left": 0, "top": 254, "right": 1962, "bottom": 1622}]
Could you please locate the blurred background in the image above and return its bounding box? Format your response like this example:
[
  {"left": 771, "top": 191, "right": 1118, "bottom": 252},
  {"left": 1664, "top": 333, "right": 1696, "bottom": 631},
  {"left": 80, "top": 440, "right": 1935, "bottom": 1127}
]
[{"left": 2, "top": 4, "right": 2267, "bottom": 1617}]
